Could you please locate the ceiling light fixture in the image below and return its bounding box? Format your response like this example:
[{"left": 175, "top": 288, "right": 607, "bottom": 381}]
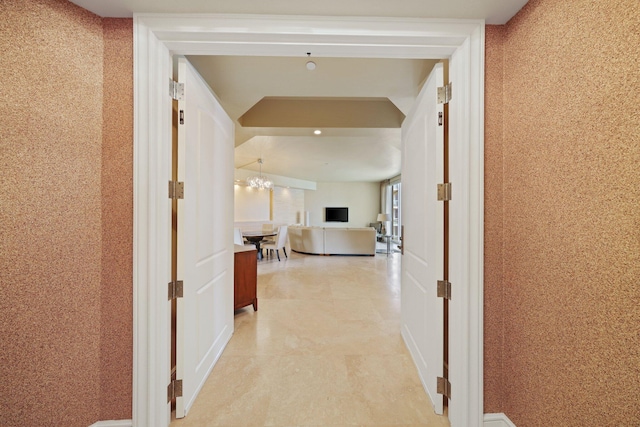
[
  {"left": 246, "top": 158, "right": 273, "bottom": 190},
  {"left": 314, "top": 129, "right": 322, "bottom": 135}
]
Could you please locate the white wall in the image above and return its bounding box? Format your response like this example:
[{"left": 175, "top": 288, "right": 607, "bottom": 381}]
[
  {"left": 304, "top": 182, "right": 380, "bottom": 227},
  {"left": 234, "top": 185, "right": 270, "bottom": 221},
  {"left": 235, "top": 182, "right": 380, "bottom": 228},
  {"left": 234, "top": 185, "right": 305, "bottom": 226},
  {"left": 272, "top": 187, "right": 305, "bottom": 225}
]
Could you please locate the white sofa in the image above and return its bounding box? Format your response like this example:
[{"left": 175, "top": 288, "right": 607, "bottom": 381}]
[{"left": 288, "top": 226, "right": 376, "bottom": 256}]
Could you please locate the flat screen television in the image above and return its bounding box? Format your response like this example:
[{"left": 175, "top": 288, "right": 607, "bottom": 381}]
[{"left": 325, "top": 207, "right": 348, "bottom": 222}]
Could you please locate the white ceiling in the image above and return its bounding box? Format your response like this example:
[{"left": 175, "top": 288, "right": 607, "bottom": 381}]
[
  {"left": 187, "top": 56, "right": 436, "bottom": 182},
  {"left": 69, "top": 0, "right": 528, "bottom": 25},
  {"left": 70, "top": 0, "right": 528, "bottom": 183}
]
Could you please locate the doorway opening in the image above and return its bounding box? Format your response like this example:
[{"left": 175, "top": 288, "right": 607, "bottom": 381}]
[{"left": 133, "top": 15, "right": 484, "bottom": 427}]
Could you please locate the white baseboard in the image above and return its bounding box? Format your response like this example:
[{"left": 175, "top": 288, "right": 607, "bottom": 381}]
[
  {"left": 89, "top": 420, "right": 133, "bottom": 427},
  {"left": 92, "top": 414, "right": 511, "bottom": 427},
  {"left": 484, "top": 413, "right": 517, "bottom": 427}
]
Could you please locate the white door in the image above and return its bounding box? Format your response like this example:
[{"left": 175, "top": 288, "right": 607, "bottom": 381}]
[
  {"left": 175, "top": 57, "right": 235, "bottom": 418},
  {"left": 400, "top": 62, "right": 445, "bottom": 415}
]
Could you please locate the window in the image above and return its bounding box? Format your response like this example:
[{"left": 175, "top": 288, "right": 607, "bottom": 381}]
[{"left": 391, "top": 182, "right": 401, "bottom": 240}]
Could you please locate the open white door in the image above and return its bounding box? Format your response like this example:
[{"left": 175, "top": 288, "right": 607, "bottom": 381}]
[
  {"left": 175, "top": 57, "right": 235, "bottom": 418},
  {"left": 400, "top": 62, "right": 445, "bottom": 415}
]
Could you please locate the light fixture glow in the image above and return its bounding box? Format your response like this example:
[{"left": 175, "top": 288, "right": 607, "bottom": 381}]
[
  {"left": 314, "top": 129, "right": 322, "bottom": 135},
  {"left": 246, "top": 158, "right": 273, "bottom": 190}
]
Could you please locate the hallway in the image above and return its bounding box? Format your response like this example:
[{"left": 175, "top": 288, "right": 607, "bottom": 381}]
[{"left": 171, "top": 251, "right": 449, "bottom": 426}]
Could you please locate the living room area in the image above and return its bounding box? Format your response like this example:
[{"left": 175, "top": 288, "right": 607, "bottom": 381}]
[{"left": 233, "top": 179, "right": 402, "bottom": 259}]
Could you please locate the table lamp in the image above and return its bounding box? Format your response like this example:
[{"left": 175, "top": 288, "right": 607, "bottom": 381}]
[{"left": 376, "top": 213, "right": 390, "bottom": 235}]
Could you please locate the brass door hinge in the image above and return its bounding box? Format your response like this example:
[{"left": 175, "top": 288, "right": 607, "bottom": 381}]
[
  {"left": 437, "top": 280, "right": 452, "bottom": 300},
  {"left": 168, "top": 280, "right": 184, "bottom": 300},
  {"left": 167, "top": 379, "right": 183, "bottom": 402},
  {"left": 437, "top": 377, "right": 451, "bottom": 399},
  {"left": 169, "top": 181, "right": 184, "bottom": 200},
  {"left": 437, "top": 183, "right": 452, "bottom": 201},
  {"left": 437, "top": 82, "right": 452, "bottom": 104},
  {"left": 170, "top": 80, "right": 184, "bottom": 101}
]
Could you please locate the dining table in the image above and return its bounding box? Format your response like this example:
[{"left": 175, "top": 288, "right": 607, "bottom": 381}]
[{"left": 242, "top": 231, "right": 277, "bottom": 260}]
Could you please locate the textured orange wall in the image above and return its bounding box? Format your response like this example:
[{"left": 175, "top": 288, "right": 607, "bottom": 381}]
[
  {"left": 101, "top": 19, "right": 134, "bottom": 420},
  {"left": 485, "top": 0, "right": 640, "bottom": 424},
  {"left": 0, "top": 0, "right": 103, "bottom": 425},
  {"left": 483, "top": 24, "right": 505, "bottom": 414},
  {"left": 0, "top": 2, "right": 134, "bottom": 425}
]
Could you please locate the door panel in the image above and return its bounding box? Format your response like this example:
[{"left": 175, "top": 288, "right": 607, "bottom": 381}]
[
  {"left": 400, "top": 62, "right": 445, "bottom": 415},
  {"left": 175, "top": 57, "right": 235, "bottom": 418}
]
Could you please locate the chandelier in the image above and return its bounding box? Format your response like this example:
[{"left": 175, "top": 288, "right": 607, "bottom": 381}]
[{"left": 247, "top": 158, "right": 273, "bottom": 190}]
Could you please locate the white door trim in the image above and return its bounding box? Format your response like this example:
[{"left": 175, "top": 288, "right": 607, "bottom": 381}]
[
  {"left": 133, "top": 17, "right": 173, "bottom": 427},
  {"left": 133, "top": 14, "right": 484, "bottom": 427}
]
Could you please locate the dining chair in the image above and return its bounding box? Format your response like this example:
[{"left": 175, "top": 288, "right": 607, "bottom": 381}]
[
  {"left": 233, "top": 227, "right": 250, "bottom": 246},
  {"left": 263, "top": 225, "right": 288, "bottom": 261},
  {"left": 261, "top": 223, "right": 276, "bottom": 245}
]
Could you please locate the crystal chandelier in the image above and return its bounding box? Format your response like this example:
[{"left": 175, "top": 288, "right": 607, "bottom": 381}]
[{"left": 247, "top": 158, "right": 273, "bottom": 190}]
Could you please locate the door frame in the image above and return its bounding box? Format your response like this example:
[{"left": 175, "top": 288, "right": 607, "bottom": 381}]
[{"left": 133, "top": 14, "right": 484, "bottom": 427}]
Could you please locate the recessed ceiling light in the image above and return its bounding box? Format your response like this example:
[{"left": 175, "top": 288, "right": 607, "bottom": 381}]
[{"left": 313, "top": 129, "right": 322, "bottom": 135}]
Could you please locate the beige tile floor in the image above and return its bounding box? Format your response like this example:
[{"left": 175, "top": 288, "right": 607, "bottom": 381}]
[{"left": 171, "top": 249, "right": 449, "bottom": 427}]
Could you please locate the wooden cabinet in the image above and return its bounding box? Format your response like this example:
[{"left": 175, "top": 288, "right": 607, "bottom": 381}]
[{"left": 234, "top": 246, "right": 257, "bottom": 311}]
